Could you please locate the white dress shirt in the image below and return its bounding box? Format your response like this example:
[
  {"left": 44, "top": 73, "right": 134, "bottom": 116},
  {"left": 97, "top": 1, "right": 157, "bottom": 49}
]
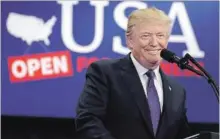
[{"left": 130, "top": 54, "right": 164, "bottom": 112}]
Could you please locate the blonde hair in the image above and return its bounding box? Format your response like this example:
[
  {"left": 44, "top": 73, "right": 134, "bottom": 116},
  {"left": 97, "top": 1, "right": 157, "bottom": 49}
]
[{"left": 126, "top": 7, "right": 172, "bottom": 37}]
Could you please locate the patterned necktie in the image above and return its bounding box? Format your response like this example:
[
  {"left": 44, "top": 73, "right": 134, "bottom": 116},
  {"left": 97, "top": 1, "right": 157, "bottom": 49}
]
[{"left": 146, "top": 70, "right": 161, "bottom": 135}]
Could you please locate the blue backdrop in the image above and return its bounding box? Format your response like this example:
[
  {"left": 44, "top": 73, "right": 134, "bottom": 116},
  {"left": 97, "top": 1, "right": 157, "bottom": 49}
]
[{"left": 1, "top": 1, "right": 219, "bottom": 123}]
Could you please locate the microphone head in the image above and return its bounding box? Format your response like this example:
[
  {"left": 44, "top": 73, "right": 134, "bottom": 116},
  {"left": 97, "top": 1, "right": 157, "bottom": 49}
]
[{"left": 160, "top": 49, "right": 176, "bottom": 63}]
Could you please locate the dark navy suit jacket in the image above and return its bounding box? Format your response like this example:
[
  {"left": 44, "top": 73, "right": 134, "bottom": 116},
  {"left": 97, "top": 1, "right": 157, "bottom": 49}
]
[{"left": 75, "top": 54, "right": 191, "bottom": 139}]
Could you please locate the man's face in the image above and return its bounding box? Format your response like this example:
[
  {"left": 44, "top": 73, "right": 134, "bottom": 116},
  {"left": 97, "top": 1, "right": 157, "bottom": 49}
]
[{"left": 128, "top": 21, "right": 170, "bottom": 69}]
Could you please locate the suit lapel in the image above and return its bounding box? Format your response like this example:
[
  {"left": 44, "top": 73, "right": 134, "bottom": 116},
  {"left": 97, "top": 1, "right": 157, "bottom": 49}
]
[
  {"left": 119, "top": 54, "right": 154, "bottom": 137},
  {"left": 118, "top": 54, "right": 178, "bottom": 139},
  {"left": 156, "top": 69, "right": 176, "bottom": 139}
]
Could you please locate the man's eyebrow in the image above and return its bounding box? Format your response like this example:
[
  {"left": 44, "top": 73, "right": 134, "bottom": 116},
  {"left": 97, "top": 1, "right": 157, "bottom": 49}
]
[
  {"left": 140, "top": 32, "right": 152, "bottom": 34},
  {"left": 156, "top": 32, "right": 166, "bottom": 34}
]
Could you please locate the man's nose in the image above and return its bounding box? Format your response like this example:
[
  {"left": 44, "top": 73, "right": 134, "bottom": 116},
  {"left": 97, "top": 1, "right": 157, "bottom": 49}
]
[{"left": 150, "top": 35, "right": 159, "bottom": 47}]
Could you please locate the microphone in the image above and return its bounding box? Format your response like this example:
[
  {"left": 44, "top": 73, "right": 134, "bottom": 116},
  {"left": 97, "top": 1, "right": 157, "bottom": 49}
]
[
  {"left": 160, "top": 49, "right": 181, "bottom": 63},
  {"left": 161, "top": 49, "right": 219, "bottom": 103},
  {"left": 160, "top": 49, "right": 204, "bottom": 76}
]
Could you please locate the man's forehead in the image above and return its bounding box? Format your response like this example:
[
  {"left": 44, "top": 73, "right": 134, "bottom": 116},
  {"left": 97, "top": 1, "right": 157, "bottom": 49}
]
[
  {"left": 136, "top": 22, "right": 170, "bottom": 32},
  {"left": 139, "top": 31, "right": 167, "bottom": 34}
]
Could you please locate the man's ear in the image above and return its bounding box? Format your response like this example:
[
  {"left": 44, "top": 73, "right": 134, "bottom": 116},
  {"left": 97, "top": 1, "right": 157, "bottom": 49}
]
[{"left": 126, "top": 35, "right": 133, "bottom": 50}]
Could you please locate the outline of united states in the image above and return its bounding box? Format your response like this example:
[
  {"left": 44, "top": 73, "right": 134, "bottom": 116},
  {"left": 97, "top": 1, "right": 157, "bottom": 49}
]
[{"left": 6, "top": 12, "right": 57, "bottom": 46}]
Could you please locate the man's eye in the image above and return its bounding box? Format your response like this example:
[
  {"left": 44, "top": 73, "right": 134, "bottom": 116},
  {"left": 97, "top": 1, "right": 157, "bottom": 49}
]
[
  {"left": 142, "top": 35, "right": 150, "bottom": 38},
  {"left": 157, "top": 34, "right": 165, "bottom": 38}
]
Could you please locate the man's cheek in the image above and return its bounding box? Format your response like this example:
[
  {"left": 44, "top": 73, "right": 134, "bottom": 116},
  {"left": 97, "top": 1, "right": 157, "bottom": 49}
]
[{"left": 159, "top": 42, "right": 166, "bottom": 49}]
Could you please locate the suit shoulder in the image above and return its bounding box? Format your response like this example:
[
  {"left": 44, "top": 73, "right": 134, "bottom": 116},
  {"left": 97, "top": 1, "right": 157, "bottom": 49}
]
[{"left": 89, "top": 57, "right": 122, "bottom": 70}]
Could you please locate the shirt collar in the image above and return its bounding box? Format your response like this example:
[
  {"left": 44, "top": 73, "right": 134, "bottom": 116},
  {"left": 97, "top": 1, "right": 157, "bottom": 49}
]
[{"left": 130, "top": 53, "right": 160, "bottom": 79}]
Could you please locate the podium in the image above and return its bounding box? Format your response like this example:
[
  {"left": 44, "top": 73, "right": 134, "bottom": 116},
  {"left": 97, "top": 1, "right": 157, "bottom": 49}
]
[{"left": 183, "top": 132, "right": 219, "bottom": 139}]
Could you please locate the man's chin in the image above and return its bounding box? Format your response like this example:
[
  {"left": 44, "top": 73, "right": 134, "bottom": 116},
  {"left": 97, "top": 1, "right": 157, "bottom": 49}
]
[{"left": 148, "top": 60, "right": 161, "bottom": 69}]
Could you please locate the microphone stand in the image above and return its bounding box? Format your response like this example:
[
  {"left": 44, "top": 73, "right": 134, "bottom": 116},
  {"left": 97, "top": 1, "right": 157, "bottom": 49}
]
[
  {"left": 178, "top": 53, "right": 219, "bottom": 103},
  {"left": 177, "top": 56, "right": 204, "bottom": 76}
]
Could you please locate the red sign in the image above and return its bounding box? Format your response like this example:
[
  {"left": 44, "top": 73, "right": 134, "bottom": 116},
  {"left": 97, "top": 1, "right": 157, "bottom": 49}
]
[{"left": 8, "top": 51, "right": 73, "bottom": 83}]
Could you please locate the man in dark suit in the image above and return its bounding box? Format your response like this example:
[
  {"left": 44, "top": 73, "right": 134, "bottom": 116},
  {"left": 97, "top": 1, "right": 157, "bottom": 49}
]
[{"left": 75, "top": 7, "right": 191, "bottom": 139}]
